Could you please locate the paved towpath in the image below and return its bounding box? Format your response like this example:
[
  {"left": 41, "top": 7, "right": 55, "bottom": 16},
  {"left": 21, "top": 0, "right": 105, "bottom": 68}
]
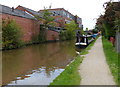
[{"left": 79, "top": 36, "right": 116, "bottom": 85}]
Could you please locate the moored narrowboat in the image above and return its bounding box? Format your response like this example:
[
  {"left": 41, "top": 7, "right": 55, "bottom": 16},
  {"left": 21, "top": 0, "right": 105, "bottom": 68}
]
[{"left": 75, "top": 35, "right": 94, "bottom": 47}]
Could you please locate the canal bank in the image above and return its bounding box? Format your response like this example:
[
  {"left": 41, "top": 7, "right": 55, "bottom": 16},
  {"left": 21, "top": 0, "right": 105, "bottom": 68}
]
[{"left": 50, "top": 36, "right": 98, "bottom": 85}]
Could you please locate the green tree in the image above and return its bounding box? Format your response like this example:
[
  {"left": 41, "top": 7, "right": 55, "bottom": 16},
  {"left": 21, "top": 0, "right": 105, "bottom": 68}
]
[
  {"left": 96, "top": 1, "right": 120, "bottom": 39},
  {"left": 59, "top": 31, "right": 67, "bottom": 41},
  {"left": 65, "top": 21, "right": 79, "bottom": 40},
  {"left": 35, "top": 7, "right": 55, "bottom": 27},
  {"left": 41, "top": 9, "right": 55, "bottom": 26},
  {"left": 35, "top": 7, "right": 55, "bottom": 42}
]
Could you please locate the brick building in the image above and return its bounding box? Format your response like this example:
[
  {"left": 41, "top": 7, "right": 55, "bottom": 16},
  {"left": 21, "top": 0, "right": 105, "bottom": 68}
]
[
  {"left": 1, "top": 5, "right": 83, "bottom": 43},
  {"left": 1, "top": 5, "right": 39, "bottom": 42},
  {"left": 1, "top": 5, "right": 59, "bottom": 43},
  {"left": 16, "top": 5, "right": 61, "bottom": 30},
  {"left": 16, "top": 6, "right": 83, "bottom": 30},
  {"left": 39, "top": 8, "right": 82, "bottom": 28}
]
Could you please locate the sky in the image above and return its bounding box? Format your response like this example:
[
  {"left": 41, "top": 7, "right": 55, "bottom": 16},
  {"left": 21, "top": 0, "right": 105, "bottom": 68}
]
[{"left": 0, "top": 0, "right": 119, "bottom": 30}]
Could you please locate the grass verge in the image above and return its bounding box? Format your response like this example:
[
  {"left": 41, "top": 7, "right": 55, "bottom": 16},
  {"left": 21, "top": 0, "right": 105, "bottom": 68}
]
[
  {"left": 49, "top": 37, "right": 99, "bottom": 85},
  {"left": 50, "top": 56, "right": 83, "bottom": 85},
  {"left": 102, "top": 36, "right": 119, "bottom": 85},
  {"left": 81, "top": 37, "right": 99, "bottom": 55}
]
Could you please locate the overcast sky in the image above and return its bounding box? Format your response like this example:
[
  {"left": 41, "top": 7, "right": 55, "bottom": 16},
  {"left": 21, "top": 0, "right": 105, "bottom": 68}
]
[{"left": 0, "top": 0, "right": 119, "bottom": 30}]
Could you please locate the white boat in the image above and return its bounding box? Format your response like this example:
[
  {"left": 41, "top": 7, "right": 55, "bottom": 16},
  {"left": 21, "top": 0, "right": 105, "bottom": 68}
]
[{"left": 75, "top": 35, "right": 94, "bottom": 47}]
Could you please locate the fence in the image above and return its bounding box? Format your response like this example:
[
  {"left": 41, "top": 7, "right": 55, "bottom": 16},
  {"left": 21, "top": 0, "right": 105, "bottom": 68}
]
[{"left": 115, "top": 32, "right": 120, "bottom": 53}]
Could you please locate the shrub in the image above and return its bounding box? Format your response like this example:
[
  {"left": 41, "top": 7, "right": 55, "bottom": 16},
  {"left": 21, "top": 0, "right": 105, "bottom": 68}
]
[
  {"left": 59, "top": 31, "right": 67, "bottom": 41},
  {"left": 31, "top": 34, "right": 39, "bottom": 44},
  {"left": 38, "top": 24, "right": 47, "bottom": 42},
  {"left": 2, "top": 19, "right": 23, "bottom": 50},
  {"left": 59, "top": 21, "right": 79, "bottom": 41},
  {"left": 66, "top": 29, "right": 75, "bottom": 40}
]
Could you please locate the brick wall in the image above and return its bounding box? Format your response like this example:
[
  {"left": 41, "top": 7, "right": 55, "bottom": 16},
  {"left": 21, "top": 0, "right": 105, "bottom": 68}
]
[
  {"left": 2, "top": 13, "right": 40, "bottom": 43},
  {"left": 1, "top": 13, "right": 60, "bottom": 43},
  {"left": 2, "top": 14, "right": 40, "bottom": 42},
  {"left": 46, "top": 29, "right": 59, "bottom": 41}
]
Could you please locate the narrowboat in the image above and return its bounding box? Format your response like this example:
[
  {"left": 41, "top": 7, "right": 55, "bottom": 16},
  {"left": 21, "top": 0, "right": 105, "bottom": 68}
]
[{"left": 75, "top": 35, "right": 94, "bottom": 47}]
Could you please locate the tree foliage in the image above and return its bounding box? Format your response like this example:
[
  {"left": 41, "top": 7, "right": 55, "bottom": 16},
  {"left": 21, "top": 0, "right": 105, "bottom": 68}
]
[
  {"left": 34, "top": 7, "right": 56, "bottom": 42},
  {"left": 41, "top": 9, "right": 55, "bottom": 25},
  {"left": 65, "top": 21, "right": 79, "bottom": 40},
  {"left": 2, "top": 19, "right": 23, "bottom": 50},
  {"left": 35, "top": 8, "right": 55, "bottom": 27},
  {"left": 96, "top": 1, "right": 120, "bottom": 39}
]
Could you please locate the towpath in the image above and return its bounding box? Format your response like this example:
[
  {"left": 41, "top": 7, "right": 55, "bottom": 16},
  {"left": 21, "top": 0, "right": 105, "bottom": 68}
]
[{"left": 79, "top": 36, "right": 116, "bottom": 85}]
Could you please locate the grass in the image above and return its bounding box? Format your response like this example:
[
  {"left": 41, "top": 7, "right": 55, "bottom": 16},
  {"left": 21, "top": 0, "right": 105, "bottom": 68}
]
[
  {"left": 102, "top": 36, "right": 119, "bottom": 85},
  {"left": 81, "top": 37, "right": 99, "bottom": 55},
  {"left": 50, "top": 56, "right": 83, "bottom": 85},
  {"left": 49, "top": 37, "right": 98, "bottom": 85}
]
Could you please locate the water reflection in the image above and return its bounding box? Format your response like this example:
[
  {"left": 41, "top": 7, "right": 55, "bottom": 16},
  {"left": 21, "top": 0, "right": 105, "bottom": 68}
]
[
  {"left": 2, "top": 40, "right": 78, "bottom": 85},
  {"left": 8, "top": 68, "right": 64, "bottom": 85}
]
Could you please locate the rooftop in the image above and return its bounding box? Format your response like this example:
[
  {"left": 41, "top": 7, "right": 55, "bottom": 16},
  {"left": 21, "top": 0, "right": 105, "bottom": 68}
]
[
  {"left": 0, "top": 4, "right": 34, "bottom": 19},
  {"left": 39, "top": 8, "right": 75, "bottom": 17},
  {"left": 16, "top": 5, "right": 41, "bottom": 16}
]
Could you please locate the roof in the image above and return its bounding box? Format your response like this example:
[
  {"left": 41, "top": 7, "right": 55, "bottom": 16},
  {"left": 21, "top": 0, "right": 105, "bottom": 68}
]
[
  {"left": 17, "top": 5, "right": 41, "bottom": 16},
  {"left": 0, "top": 4, "right": 34, "bottom": 19},
  {"left": 40, "top": 8, "right": 64, "bottom": 11},
  {"left": 39, "top": 8, "right": 75, "bottom": 17}
]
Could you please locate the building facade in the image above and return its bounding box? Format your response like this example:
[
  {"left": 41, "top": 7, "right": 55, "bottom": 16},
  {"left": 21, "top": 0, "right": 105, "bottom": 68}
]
[{"left": 39, "top": 8, "right": 82, "bottom": 28}]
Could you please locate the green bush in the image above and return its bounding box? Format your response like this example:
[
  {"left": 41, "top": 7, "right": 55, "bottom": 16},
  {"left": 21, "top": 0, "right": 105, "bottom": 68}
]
[
  {"left": 59, "top": 30, "right": 76, "bottom": 41},
  {"left": 38, "top": 24, "right": 47, "bottom": 42},
  {"left": 102, "top": 22, "right": 116, "bottom": 39},
  {"left": 66, "top": 29, "right": 75, "bottom": 40},
  {"left": 59, "top": 21, "right": 78, "bottom": 41},
  {"left": 65, "top": 21, "right": 78, "bottom": 40},
  {"left": 31, "top": 24, "right": 47, "bottom": 43},
  {"left": 38, "top": 31, "right": 47, "bottom": 42},
  {"left": 2, "top": 19, "right": 23, "bottom": 50},
  {"left": 59, "top": 31, "right": 67, "bottom": 41},
  {"left": 31, "top": 34, "right": 39, "bottom": 44}
]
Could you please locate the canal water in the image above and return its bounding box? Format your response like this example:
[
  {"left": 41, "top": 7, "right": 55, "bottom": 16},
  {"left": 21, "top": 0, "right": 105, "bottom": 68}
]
[{"left": 2, "top": 40, "right": 82, "bottom": 85}]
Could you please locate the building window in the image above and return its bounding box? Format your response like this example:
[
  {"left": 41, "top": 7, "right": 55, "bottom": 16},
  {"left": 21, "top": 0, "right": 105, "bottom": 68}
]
[
  {"left": 52, "top": 12, "right": 56, "bottom": 16},
  {"left": 63, "top": 11, "right": 66, "bottom": 16},
  {"left": 67, "top": 14, "right": 70, "bottom": 18}
]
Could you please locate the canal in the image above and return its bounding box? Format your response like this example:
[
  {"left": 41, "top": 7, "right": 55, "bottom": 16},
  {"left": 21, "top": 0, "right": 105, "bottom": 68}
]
[{"left": 2, "top": 40, "right": 81, "bottom": 85}]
